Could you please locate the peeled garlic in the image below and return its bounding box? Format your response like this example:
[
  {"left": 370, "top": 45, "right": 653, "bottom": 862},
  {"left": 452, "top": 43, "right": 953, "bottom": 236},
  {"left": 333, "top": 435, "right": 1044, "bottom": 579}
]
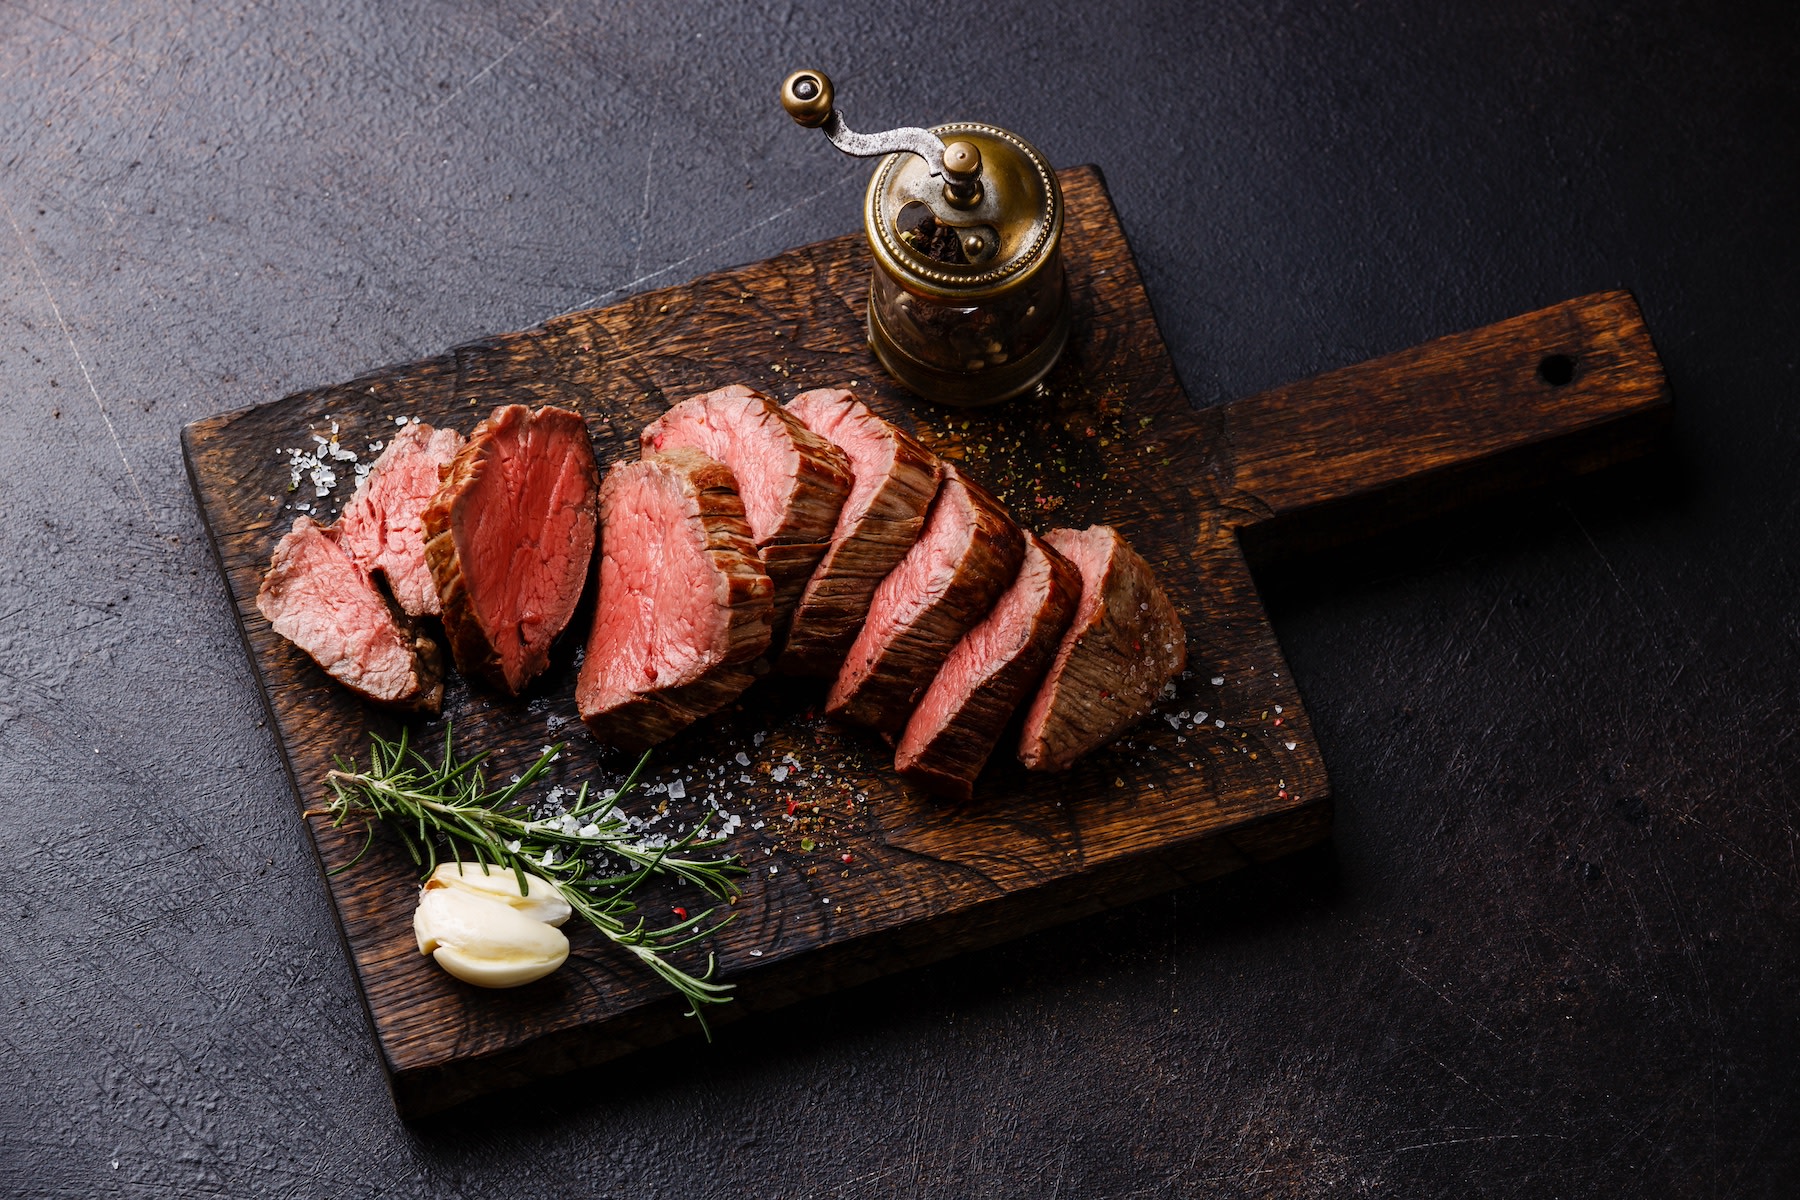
[
  {"left": 413, "top": 883, "right": 569, "bottom": 989},
  {"left": 424, "top": 861, "right": 572, "bottom": 926}
]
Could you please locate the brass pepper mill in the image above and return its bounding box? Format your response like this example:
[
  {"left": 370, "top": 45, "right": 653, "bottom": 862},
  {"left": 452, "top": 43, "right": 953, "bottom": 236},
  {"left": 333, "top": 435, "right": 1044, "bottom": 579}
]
[{"left": 780, "top": 69, "right": 1069, "bottom": 408}]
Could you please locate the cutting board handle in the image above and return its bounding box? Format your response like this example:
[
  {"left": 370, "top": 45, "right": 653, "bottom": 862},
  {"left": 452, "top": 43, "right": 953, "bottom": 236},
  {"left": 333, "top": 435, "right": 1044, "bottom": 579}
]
[{"left": 1208, "top": 290, "right": 1671, "bottom": 549}]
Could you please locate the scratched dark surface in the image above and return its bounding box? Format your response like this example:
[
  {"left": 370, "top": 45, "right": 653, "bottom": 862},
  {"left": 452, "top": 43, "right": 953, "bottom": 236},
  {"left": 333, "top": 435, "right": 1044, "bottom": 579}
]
[{"left": 1, "top": 0, "right": 1794, "bottom": 1195}]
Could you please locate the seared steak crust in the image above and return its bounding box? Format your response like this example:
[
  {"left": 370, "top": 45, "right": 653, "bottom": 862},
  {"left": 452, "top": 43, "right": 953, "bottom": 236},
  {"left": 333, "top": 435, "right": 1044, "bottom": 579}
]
[
  {"left": 577, "top": 448, "right": 774, "bottom": 752},
  {"left": 780, "top": 389, "right": 943, "bottom": 676},
  {"left": 257, "top": 516, "right": 444, "bottom": 712},
  {"left": 894, "top": 533, "right": 1081, "bottom": 800},
  {"left": 1018, "top": 525, "right": 1188, "bottom": 771},
  {"left": 641, "top": 385, "right": 853, "bottom": 620},
  {"left": 826, "top": 465, "right": 1026, "bottom": 735},
  {"left": 423, "top": 404, "right": 600, "bottom": 696}
]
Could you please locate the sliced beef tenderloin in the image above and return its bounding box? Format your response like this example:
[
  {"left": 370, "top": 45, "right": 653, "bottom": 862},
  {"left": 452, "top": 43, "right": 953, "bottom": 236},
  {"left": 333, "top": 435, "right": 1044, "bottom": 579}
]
[
  {"left": 577, "top": 448, "right": 774, "bottom": 751},
  {"left": 894, "top": 533, "right": 1082, "bottom": 800},
  {"left": 640, "top": 385, "right": 853, "bottom": 620},
  {"left": 334, "top": 421, "right": 465, "bottom": 617},
  {"left": 826, "top": 465, "right": 1025, "bottom": 735},
  {"left": 778, "top": 389, "right": 943, "bottom": 676},
  {"left": 1018, "top": 525, "right": 1188, "bottom": 771},
  {"left": 423, "top": 404, "right": 599, "bottom": 696},
  {"left": 257, "top": 517, "right": 444, "bottom": 712}
]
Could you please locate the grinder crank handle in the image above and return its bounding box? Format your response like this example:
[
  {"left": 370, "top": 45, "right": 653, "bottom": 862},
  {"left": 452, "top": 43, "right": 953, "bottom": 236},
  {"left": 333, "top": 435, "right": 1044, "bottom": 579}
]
[{"left": 779, "top": 69, "right": 983, "bottom": 208}]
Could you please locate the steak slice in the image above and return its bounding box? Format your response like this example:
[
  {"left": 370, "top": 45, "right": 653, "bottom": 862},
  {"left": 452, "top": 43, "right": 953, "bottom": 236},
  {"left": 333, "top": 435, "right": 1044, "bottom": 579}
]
[
  {"left": 779, "top": 389, "right": 943, "bottom": 676},
  {"left": 334, "top": 421, "right": 465, "bottom": 617},
  {"left": 257, "top": 517, "right": 444, "bottom": 712},
  {"left": 894, "top": 533, "right": 1082, "bottom": 800},
  {"left": 826, "top": 465, "right": 1025, "bottom": 735},
  {"left": 641, "top": 385, "right": 853, "bottom": 620},
  {"left": 1018, "top": 525, "right": 1188, "bottom": 771},
  {"left": 577, "top": 448, "right": 774, "bottom": 751},
  {"left": 423, "top": 404, "right": 600, "bottom": 696}
]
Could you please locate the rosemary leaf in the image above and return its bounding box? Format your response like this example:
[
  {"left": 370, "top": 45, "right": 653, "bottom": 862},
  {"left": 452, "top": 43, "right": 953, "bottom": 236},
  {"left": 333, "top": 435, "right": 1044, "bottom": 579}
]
[{"left": 323, "top": 727, "right": 743, "bottom": 1031}]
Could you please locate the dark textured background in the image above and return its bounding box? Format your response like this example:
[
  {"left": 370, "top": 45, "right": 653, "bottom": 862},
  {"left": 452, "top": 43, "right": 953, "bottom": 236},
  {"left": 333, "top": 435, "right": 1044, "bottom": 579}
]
[{"left": 2, "top": 1, "right": 1795, "bottom": 1196}]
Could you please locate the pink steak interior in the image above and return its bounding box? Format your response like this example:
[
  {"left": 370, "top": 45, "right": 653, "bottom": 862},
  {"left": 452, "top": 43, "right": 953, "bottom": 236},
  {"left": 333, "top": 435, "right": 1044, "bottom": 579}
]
[{"left": 581, "top": 460, "right": 731, "bottom": 709}]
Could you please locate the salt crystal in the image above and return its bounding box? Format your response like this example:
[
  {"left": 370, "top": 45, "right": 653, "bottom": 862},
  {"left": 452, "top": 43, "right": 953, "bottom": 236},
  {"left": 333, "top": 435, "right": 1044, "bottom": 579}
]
[
  {"left": 772, "top": 766, "right": 789, "bottom": 782},
  {"left": 753, "top": 731, "right": 766, "bottom": 746},
  {"left": 749, "top": 949, "right": 764, "bottom": 957},
  {"left": 1284, "top": 741, "right": 1297, "bottom": 751},
  {"left": 1211, "top": 676, "right": 1225, "bottom": 686},
  {"left": 394, "top": 416, "right": 408, "bottom": 426},
  {"left": 1195, "top": 712, "right": 1208, "bottom": 723},
  {"left": 735, "top": 752, "right": 750, "bottom": 766},
  {"left": 769, "top": 865, "right": 778, "bottom": 874},
  {"left": 1274, "top": 705, "right": 1284, "bottom": 714},
  {"left": 667, "top": 780, "right": 686, "bottom": 800},
  {"left": 1215, "top": 719, "right": 1225, "bottom": 728}
]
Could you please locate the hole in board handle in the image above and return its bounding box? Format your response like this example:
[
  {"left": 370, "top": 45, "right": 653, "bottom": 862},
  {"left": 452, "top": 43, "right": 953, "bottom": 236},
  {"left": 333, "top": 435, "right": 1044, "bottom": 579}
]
[{"left": 1537, "top": 354, "right": 1577, "bottom": 386}]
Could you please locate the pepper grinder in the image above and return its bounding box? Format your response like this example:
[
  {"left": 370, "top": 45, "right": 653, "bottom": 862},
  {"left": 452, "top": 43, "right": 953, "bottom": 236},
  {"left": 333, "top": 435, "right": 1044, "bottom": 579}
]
[{"left": 780, "top": 69, "right": 1069, "bottom": 408}]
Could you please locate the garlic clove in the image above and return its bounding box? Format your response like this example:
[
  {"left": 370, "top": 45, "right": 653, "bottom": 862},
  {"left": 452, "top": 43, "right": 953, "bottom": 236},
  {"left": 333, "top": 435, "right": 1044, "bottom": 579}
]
[
  {"left": 424, "top": 861, "right": 573, "bottom": 927},
  {"left": 413, "top": 885, "right": 569, "bottom": 988}
]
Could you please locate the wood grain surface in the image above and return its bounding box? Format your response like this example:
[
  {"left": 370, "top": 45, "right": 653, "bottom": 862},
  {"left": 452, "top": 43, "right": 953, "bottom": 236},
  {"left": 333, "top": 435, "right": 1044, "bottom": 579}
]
[{"left": 181, "top": 167, "right": 1669, "bottom": 1117}]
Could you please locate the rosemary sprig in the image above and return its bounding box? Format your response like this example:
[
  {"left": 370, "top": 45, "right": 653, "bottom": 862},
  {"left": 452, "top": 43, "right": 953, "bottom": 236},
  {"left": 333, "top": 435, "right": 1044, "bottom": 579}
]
[{"left": 319, "top": 726, "right": 743, "bottom": 1031}]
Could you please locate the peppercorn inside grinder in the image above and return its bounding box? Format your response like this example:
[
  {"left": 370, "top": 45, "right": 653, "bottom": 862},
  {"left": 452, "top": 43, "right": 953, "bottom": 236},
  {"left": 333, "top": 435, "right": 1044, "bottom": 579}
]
[{"left": 780, "top": 69, "right": 1069, "bottom": 408}]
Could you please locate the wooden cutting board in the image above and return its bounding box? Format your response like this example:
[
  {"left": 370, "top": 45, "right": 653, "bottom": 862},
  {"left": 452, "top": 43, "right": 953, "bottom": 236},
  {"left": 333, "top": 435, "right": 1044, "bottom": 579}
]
[{"left": 182, "top": 166, "right": 1670, "bottom": 1117}]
